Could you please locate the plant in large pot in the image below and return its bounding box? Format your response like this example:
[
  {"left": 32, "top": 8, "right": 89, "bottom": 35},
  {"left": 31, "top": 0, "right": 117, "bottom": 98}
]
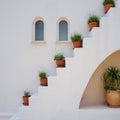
[
  {"left": 103, "top": 66, "right": 120, "bottom": 107},
  {"left": 39, "top": 72, "right": 48, "bottom": 86},
  {"left": 71, "top": 34, "right": 83, "bottom": 48},
  {"left": 23, "top": 90, "right": 31, "bottom": 106},
  {"left": 103, "top": 0, "right": 115, "bottom": 13},
  {"left": 54, "top": 53, "right": 65, "bottom": 67},
  {"left": 87, "top": 15, "right": 99, "bottom": 31}
]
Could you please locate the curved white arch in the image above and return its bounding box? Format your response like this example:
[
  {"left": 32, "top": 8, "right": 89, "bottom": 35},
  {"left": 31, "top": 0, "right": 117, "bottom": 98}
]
[
  {"left": 80, "top": 49, "right": 120, "bottom": 108},
  {"left": 32, "top": 16, "right": 44, "bottom": 24},
  {"left": 57, "top": 16, "right": 70, "bottom": 24}
]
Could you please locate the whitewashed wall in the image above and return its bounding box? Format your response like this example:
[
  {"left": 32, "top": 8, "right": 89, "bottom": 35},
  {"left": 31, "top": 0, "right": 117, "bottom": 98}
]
[{"left": 0, "top": 0, "right": 104, "bottom": 113}]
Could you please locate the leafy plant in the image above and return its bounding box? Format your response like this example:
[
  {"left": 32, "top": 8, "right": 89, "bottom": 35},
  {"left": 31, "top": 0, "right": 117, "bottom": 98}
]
[
  {"left": 23, "top": 91, "right": 31, "bottom": 97},
  {"left": 54, "top": 54, "right": 65, "bottom": 60},
  {"left": 103, "top": 0, "right": 115, "bottom": 6},
  {"left": 71, "top": 34, "right": 83, "bottom": 42},
  {"left": 87, "top": 15, "right": 99, "bottom": 24},
  {"left": 39, "top": 72, "right": 47, "bottom": 78},
  {"left": 103, "top": 66, "right": 120, "bottom": 91}
]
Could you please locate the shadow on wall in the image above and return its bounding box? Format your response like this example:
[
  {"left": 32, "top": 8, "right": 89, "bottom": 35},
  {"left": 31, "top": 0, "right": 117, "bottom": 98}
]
[{"left": 80, "top": 49, "right": 120, "bottom": 108}]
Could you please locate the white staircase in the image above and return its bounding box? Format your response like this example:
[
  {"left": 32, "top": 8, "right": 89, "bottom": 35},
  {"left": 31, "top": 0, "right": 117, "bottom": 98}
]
[{"left": 10, "top": 7, "right": 120, "bottom": 120}]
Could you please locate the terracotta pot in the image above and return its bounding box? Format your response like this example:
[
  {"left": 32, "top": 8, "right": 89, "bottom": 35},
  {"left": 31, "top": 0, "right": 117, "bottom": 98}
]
[
  {"left": 40, "top": 78, "right": 48, "bottom": 86},
  {"left": 56, "top": 60, "right": 65, "bottom": 67},
  {"left": 73, "top": 41, "right": 82, "bottom": 48},
  {"left": 89, "top": 22, "right": 98, "bottom": 31},
  {"left": 106, "top": 90, "right": 120, "bottom": 107},
  {"left": 23, "top": 96, "right": 29, "bottom": 105},
  {"left": 104, "top": 4, "right": 114, "bottom": 13}
]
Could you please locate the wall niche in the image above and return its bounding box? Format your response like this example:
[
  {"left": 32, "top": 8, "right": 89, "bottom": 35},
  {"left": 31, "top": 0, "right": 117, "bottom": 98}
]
[{"left": 80, "top": 50, "right": 120, "bottom": 108}]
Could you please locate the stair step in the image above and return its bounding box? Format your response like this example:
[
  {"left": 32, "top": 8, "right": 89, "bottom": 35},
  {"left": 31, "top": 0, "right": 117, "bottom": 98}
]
[
  {"left": 90, "top": 27, "right": 100, "bottom": 38},
  {"left": 65, "top": 57, "right": 76, "bottom": 68},
  {"left": 48, "top": 76, "right": 58, "bottom": 87},
  {"left": 9, "top": 112, "right": 21, "bottom": 120},
  {"left": 82, "top": 37, "right": 93, "bottom": 48},
  {"left": 19, "top": 105, "right": 120, "bottom": 120},
  {"left": 56, "top": 67, "right": 68, "bottom": 77},
  {"left": 107, "top": 7, "right": 120, "bottom": 17},
  {"left": 29, "top": 95, "right": 38, "bottom": 106},
  {"left": 100, "top": 16, "right": 109, "bottom": 27},
  {"left": 38, "top": 86, "right": 54, "bottom": 97}
]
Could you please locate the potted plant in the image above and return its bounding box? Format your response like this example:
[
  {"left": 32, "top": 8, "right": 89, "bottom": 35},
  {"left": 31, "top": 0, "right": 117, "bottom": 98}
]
[
  {"left": 54, "top": 53, "right": 65, "bottom": 67},
  {"left": 71, "top": 34, "right": 83, "bottom": 48},
  {"left": 102, "top": 66, "right": 120, "bottom": 107},
  {"left": 39, "top": 72, "right": 48, "bottom": 86},
  {"left": 23, "top": 90, "right": 31, "bottom": 106},
  {"left": 87, "top": 15, "right": 99, "bottom": 31},
  {"left": 103, "top": 0, "right": 115, "bottom": 13}
]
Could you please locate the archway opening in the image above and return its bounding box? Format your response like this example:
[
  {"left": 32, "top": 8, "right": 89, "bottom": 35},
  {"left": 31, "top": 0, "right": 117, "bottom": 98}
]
[{"left": 80, "top": 50, "right": 120, "bottom": 108}]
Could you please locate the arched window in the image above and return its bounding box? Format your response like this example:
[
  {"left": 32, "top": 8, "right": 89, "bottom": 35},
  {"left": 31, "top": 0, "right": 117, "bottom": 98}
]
[
  {"left": 59, "top": 20, "right": 68, "bottom": 41},
  {"left": 35, "top": 20, "right": 44, "bottom": 41}
]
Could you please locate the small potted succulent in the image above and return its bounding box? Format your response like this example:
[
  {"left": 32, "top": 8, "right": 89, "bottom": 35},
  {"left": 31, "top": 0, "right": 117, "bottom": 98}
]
[
  {"left": 23, "top": 90, "right": 31, "bottom": 106},
  {"left": 54, "top": 53, "right": 65, "bottom": 67},
  {"left": 87, "top": 15, "right": 99, "bottom": 31},
  {"left": 103, "top": 0, "right": 115, "bottom": 13},
  {"left": 71, "top": 34, "right": 83, "bottom": 48},
  {"left": 102, "top": 66, "right": 120, "bottom": 107},
  {"left": 39, "top": 72, "right": 48, "bottom": 86}
]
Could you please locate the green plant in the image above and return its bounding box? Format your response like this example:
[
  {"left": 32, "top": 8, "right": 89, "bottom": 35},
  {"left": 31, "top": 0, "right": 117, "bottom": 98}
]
[
  {"left": 54, "top": 54, "right": 65, "bottom": 60},
  {"left": 71, "top": 34, "right": 83, "bottom": 42},
  {"left": 23, "top": 91, "right": 31, "bottom": 97},
  {"left": 87, "top": 15, "right": 99, "bottom": 24},
  {"left": 103, "top": 0, "right": 115, "bottom": 6},
  {"left": 103, "top": 66, "right": 120, "bottom": 91},
  {"left": 39, "top": 72, "right": 47, "bottom": 78}
]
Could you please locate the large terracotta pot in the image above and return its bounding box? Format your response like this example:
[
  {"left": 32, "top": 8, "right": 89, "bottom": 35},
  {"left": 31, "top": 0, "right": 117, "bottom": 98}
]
[
  {"left": 106, "top": 90, "right": 120, "bottom": 107},
  {"left": 89, "top": 22, "right": 98, "bottom": 31},
  {"left": 40, "top": 78, "right": 48, "bottom": 86},
  {"left": 23, "top": 96, "right": 29, "bottom": 105},
  {"left": 73, "top": 41, "right": 82, "bottom": 48},
  {"left": 56, "top": 60, "right": 65, "bottom": 67},
  {"left": 104, "top": 4, "right": 114, "bottom": 13}
]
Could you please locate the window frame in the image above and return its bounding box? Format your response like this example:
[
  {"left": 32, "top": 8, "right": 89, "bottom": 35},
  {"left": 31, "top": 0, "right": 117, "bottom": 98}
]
[
  {"left": 57, "top": 17, "right": 70, "bottom": 43},
  {"left": 32, "top": 16, "right": 45, "bottom": 43}
]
